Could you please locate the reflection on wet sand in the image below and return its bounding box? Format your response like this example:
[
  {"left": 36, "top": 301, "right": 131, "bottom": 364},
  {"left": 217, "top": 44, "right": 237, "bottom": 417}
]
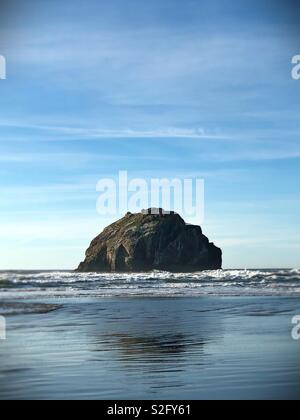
[
  {"left": 110, "top": 333, "right": 191, "bottom": 356},
  {"left": 1, "top": 298, "right": 300, "bottom": 399},
  {"left": 90, "top": 299, "right": 223, "bottom": 377}
]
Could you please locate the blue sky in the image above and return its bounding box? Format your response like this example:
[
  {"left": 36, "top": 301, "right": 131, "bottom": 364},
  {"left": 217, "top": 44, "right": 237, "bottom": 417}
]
[{"left": 0, "top": 0, "right": 300, "bottom": 269}]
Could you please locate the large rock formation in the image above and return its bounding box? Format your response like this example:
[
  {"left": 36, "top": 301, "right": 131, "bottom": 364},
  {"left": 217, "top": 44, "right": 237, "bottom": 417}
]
[{"left": 77, "top": 209, "right": 222, "bottom": 273}]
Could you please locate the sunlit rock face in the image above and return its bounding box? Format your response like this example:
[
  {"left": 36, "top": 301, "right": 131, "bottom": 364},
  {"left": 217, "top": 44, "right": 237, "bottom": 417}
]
[{"left": 77, "top": 209, "right": 222, "bottom": 273}]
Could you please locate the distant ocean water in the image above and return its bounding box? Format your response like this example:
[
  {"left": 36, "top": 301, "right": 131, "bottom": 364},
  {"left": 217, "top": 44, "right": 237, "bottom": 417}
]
[{"left": 1, "top": 269, "right": 300, "bottom": 400}]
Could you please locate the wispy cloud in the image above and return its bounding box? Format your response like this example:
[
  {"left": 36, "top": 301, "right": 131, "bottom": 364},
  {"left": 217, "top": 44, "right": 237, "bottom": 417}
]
[
  {"left": 0, "top": 120, "right": 227, "bottom": 140},
  {"left": 5, "top": 21, "right": 293, "bottom": 107}
]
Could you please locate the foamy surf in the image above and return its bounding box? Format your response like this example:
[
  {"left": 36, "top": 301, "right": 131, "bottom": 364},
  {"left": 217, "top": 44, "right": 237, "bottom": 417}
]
[{"left": 0, "top": 269, "right": 300, "bottom": 303}]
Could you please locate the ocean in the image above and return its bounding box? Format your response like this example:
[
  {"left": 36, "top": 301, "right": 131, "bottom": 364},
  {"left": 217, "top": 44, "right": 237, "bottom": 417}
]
[{"left": 0, "top": 269, "right": 300, "bottom": 400}]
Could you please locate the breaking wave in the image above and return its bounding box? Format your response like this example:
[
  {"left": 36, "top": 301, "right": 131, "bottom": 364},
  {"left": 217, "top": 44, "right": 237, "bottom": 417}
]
[{"left": 0, "top": 269, "right": 300, "bottom": 301}]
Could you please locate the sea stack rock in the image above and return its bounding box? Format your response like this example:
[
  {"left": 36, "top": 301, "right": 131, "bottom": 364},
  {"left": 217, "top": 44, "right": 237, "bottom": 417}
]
[{"left": 77, "top": 209, "right": 222, "bottom": 273}]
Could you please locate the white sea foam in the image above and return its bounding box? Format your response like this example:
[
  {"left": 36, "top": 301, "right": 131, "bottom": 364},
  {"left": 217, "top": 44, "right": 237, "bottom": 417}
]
[{"left": 0, "top": 269, "right": 300, "bottom": 302}]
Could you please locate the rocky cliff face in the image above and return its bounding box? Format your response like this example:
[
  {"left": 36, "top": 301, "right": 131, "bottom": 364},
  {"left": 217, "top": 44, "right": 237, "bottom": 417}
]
[{"left": 77, "top": 209, "right": 222, "bottom": 273}]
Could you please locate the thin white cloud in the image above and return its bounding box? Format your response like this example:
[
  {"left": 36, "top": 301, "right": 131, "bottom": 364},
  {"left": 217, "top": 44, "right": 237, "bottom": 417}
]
[
  {"left": 0, "top": 120, "right": 227, "bottom": 140},
  {"left": 5, "top": 23, "right": 293, "bottom": 108}
]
